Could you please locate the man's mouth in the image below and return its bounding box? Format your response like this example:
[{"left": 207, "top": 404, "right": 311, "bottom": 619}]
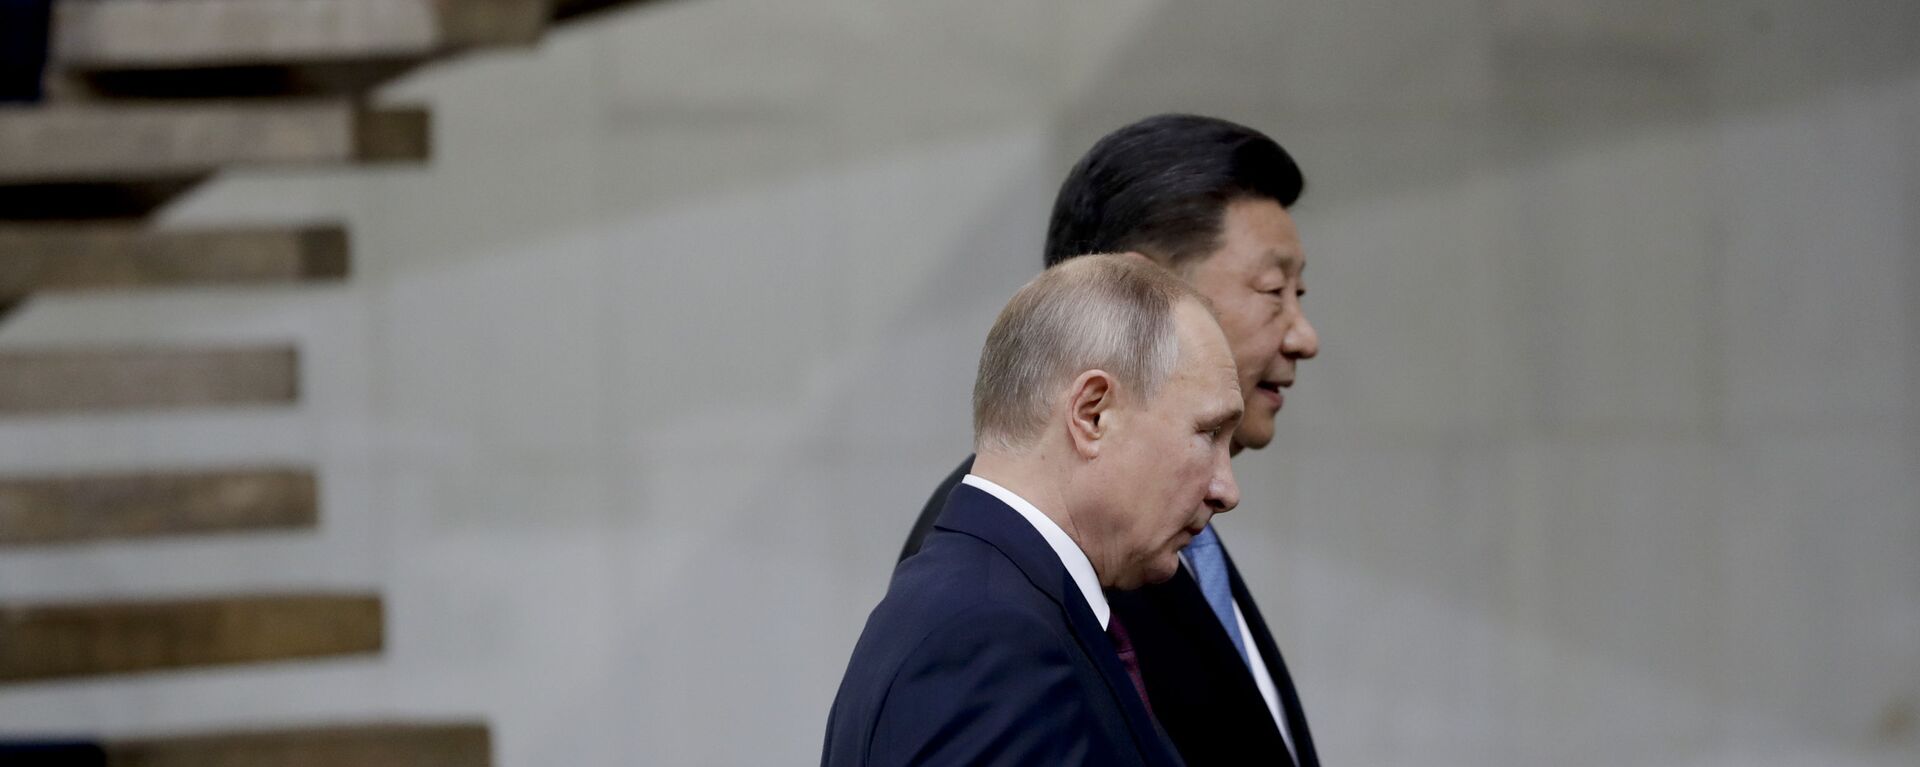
[{"left": 1254, "top": 380, "right": 1286, "bottom": 406}]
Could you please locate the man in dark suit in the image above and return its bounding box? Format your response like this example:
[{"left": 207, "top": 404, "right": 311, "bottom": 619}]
[
  {"left": 898, "top": 114, "right": 1324, "bottom": 766},
  {"left": 825, "top": 255, "right": 1246, "bottom": 766}
]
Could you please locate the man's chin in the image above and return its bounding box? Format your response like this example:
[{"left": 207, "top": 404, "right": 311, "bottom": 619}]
[
  {"left": 1112, "top": 556, "right": 1180, "bottom": 592},
  {"left": 1141, "top": 556, "right": 1182, "bottom": 586},
  {"left": 1232, "top": 421, "right": 1275, "bottom": 451}
]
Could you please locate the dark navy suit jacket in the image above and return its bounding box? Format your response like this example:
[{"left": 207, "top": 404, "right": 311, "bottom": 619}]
[
  {"left": 901, "top": 457, "right": 1320, "bottom": 767},
  {"left": 823, "top": 483, "right": 1183, "bottom": 766}
]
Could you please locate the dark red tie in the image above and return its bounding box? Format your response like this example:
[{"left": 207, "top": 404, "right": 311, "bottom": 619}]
[{"left": 1107, "top": 615, "right": 1154, "bottom": 717}]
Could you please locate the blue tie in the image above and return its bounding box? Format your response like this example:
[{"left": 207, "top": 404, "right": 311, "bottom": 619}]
[{"left": 1186, "top": 524, "right": 1249, "bottom": 666}]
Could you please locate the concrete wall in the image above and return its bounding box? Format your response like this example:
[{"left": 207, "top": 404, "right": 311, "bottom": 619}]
[{"left": 1, "top": 1, "right": 1914, "bottom": 764}]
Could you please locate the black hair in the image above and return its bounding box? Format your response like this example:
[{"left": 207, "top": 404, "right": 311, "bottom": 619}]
[{"left": 1044, "top": 114, "right": 1304, "bottom": 268}]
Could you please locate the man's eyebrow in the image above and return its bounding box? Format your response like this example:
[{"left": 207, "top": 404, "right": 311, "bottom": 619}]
[
  {"left": 1267, "top": 248, "right": 1302, "bottom": 271},
  {"left": 1200, "top": 406, "right": 1243, "bottom": 431}
]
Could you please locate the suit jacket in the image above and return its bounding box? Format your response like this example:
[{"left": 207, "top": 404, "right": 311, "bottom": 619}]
[
  {"left": 825, "top": 483, "right": 1183, "bottom": 767},
  {"left": 900, "top": 457, "right": 1321, "bottom": 767}
]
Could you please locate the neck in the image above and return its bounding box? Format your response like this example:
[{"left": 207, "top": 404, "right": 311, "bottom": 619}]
[
  {"left": 967, "top": 449, "right": 1121, "bottom": 588},
  {"left": 971, "top": 449, "right": 1115, "bottom": 587}
]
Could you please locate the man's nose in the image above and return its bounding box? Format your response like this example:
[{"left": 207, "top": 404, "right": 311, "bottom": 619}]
[
  {"left": 1286, "top": 314, "right": 1319, "bottom": 360},
  {"left": 1206, "top": 461, "right": 1240, "bottom": 514}
]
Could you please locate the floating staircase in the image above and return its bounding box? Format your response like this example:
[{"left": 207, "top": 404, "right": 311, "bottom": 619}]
[{"left": 1, "top": 0, "right": 649, "bottom": 762}]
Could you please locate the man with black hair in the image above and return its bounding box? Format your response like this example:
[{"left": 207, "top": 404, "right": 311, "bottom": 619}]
[{"left": 898, "top": 114, "right": 1323, "bottom": 767}]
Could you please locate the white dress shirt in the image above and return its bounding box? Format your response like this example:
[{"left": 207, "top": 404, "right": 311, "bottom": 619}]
[{"left": 961, "top": 474, "right": 1109, "bottom": 629}]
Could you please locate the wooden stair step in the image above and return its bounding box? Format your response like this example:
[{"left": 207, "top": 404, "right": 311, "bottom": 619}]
[
  {"left": 54, "top": 0, "right": 548, "bottom": 73},
  {"left": 0, "top": 181, "right": 203, "bottom": 222},
  {"left": 0, "top": 741, "right": 101, "bottom": 766},
  {"left": 0, "top": 468, "right": 317, "bottom": 546},
  {"left": 53, "top": 60, "right": 423, "bottom": 102},
  {"left": 0, "top": 101, "right": 428, "bottom": 186},
  {"left": 108, "top": 722, "right": 491, "bottom": 767},
  {"left": 0, "top": 722, "right": 490, "bottom": 767},
  {"left": 0, "top": 345, "right": 297, "bottom": 416},
  {"left": 553, "top": 0, "right": 650, "bottom": 22},
  {"left": 0, "top": 223, "right": 347, "bottom": 297},
  {"left": 0, "top": 593, "right": 383, "bottom": 682}
]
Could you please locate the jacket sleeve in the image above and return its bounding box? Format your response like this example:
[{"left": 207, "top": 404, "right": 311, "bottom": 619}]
[{"left": 865, "top": 601, "right": 1109, "bottom": 766}]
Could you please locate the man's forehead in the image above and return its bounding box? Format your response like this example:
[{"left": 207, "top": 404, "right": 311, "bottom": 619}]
[
  {"left": 1174, "top": 299, "right": 1229, "bottom": 344},
  {"left": 1208, "top": 363, "right": 1243, "bottom": 403},
  {"left": 1172, "top": 311, "right": 1242, "bottom": 391},
  {"left": 1215, "top": 198, "right": 1303, "bottom": 264},
  {"left": 1265, "top": 245, "right": 1304, "bottom": 273},
  {"left": 1193, "top": 381, "right": 1244, "bottom": 429}
]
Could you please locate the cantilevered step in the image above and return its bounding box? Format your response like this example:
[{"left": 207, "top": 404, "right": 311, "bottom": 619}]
[
  {"left": 0, "top": 468, "right": 317, "bottom": 546},
  {"left": 0, "top": 593, "right": 382, "bottom": 682},
  {"left": 0, "top": 224, "right": 347, "bottom": 298},
  {"left": 0, "top": 722, "right": 490, "bottom": 767},
  {"left": 553, "top": 0, "right": 651, "bottom": 22},
  {"left": 0, "top": 100, "right": 428, "bottom": 185},
  {"left": 112, "top": 722, "right": 491, "bottom": 767},
  {"left": 0, "top": 180, "right": 202, "bottom": 221},
  {"left": 54, "top": 0, "right": 548, "bottom": 73},
  {"left": 0, "top": 345, "right": 297, "bottom": 416}
]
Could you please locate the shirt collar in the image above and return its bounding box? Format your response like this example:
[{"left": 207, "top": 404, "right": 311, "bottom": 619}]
[{"left": 961, "top": 474, "right": 1110, "bottom": 629}]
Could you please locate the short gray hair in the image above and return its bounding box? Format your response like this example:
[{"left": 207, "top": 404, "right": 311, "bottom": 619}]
[{"left": 972, "top": 254, "right": 1199, "bottom": 452}]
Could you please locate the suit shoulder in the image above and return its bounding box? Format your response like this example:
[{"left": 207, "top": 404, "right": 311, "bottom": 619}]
[
  {"left": 869, "top": 577, "right": 1071, "bottom": 681},
  {"left": 898, "top": 598, "right": 1073, "bottom": 665},
  {"left": 840, "top": 543, "right": 1065, "bottom": 693},
  {"left": 898, "top": 456, "right": 977, "bottom": 562}
]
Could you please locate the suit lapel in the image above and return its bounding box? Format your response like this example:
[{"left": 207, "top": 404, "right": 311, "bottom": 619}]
[
  {"left": 934, "top": 485, "right": 1180, "bottom": 766},
  {"left": 1222, "top": 546, "right": 1319, "bottom": 767},
  {"left": 1059, "top": 579, "right": 1182, "bottom": 765},
  {"left": 1162, "top": 563, "right": 1270, "bottom": 688},
  {"left": 1118, "top": 562, "right": 1289, "bottom": 760}
]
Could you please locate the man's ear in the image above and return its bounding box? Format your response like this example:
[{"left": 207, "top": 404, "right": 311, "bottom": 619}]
[{"left": 1066, "top": 369, "right": 1117, "bottom": 459}]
